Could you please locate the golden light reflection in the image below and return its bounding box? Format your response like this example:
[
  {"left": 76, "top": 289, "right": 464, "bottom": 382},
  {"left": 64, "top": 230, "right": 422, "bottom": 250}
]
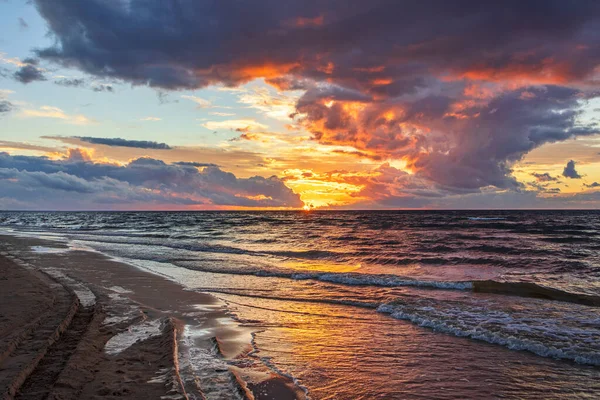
[{"left": 282, "top": 168, "right": 381, "bottom": 208}]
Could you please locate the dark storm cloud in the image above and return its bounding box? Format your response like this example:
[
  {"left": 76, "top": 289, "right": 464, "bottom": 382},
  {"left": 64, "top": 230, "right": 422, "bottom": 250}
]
[
  {"left": 562, "top": 160, "right": 582, "bottom": 179},
  {"left": 303, "top": 86, "right": 597, "bottom": 190},
  {"left": 410, "top": 87, "right": 597, "bottom": 190},
  {"left": 76, "top": 136, "right": 172, "bottom": 150},
  {"left": 31, "top": 0, "right": 600, "bottom": 90},
  {"left": 0, "top": 152, "right": 303, "bottom": 209},
  {"left": 28, "top": 0, "right": 600, "bottom": 195}
]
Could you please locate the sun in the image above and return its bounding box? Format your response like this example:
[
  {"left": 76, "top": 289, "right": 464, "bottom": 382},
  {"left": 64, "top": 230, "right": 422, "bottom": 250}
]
[{"left": 303, "top": 204, "right": 312, "bottom": 211}]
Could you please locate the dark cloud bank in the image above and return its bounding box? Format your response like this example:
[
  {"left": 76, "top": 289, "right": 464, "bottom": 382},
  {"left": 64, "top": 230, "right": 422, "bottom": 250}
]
[{"left": 0, "top": 152, "right": 302, "bottom": 210}]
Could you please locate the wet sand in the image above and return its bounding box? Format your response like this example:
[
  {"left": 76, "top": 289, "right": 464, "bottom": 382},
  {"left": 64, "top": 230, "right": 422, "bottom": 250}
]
[{"left": 0, "top": 234, "right": 303, "bottom": 399}]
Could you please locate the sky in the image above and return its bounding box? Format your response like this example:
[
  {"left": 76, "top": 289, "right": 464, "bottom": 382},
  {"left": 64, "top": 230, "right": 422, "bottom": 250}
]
[{"left": 1, "top": 0, "right": 600, "bottom": 210}]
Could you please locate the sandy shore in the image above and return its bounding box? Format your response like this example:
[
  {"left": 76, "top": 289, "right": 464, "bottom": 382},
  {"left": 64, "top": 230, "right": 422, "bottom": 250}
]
[{"left": 0, "top": 234, "right": 305, "bottom": 400}]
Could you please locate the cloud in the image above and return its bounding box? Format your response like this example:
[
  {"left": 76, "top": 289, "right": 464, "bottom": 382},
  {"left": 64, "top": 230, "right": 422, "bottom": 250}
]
[
  {"left": 140, "top": 116, "right": 161, "bottom": 121},
  {"left": 236, "top": 86, "right": 300, "bottom": 120},
  {"left": 54, "top": 78, "right": 116, "bottom": 92},
  {"left": 53, "top": 78, "right": 116, "bottom": 93},
  {"left": 562, "top": 160, "right": 582, "bottom": 179},
  {"left": 92, "top": 84, "right": 114, "bottom": 92},
  {"left": 31, "top": 1, "right": 600, "bottom": 90},
  {"left": 40, "top": 136, "right": 270, "bottom": 177},
  {"left": 181, "top": 95, "right": 211, "bottom": 108},
  {"left": 76, "top": 137, "right": 171, "bottom": 149},
  {"left": 0, "top": 100, "right": 12, "bottom": 112},
  {"left": 0, "top": 101, "right": 12, "bottom": 115},
  {"left": 54, "top": 78, "right": 86, "bottom": 87},
  {"left": 14, "top": 60, "right": 46, "bottom": 84},
  {"left": 0, "top": 89, "right": 14, "bottom": 115},
  {"left": 173, "top": 161, "right": 218, "bottom": 167},
  {"left": 18, "top": 17, "right": 29, "bottom": 30},
  {"left": 301, "top": 85, "right": 597, "bottom": 190},
  {"left": 585, "top": 182, "right": 600, "bottom": 188},
  {"left": 157, "top": 91, "right": 179, "bottom": 105},
  {"left": 0, "top": 140, "right": 58, "bottom": 153},
  {"left": 531, "top": 172, "right": 558, "bottom": 182},
  {"left": 209, "top": 111, "right": 235, "bottom": 117},
  {"left": 25, "top": 0, "right": 600, "bottom": 201},
  {"left": 0, "top": 53, "right": 26, "bottom": 67},
  {"left": 0, "top": 151, "right": 303, "bottom": 209},
  {"left": 202, "top": 119, "right": 268, "bottom": 132},
  {"left": 19, "top": 106, "right": 92, "bottom": 125}
]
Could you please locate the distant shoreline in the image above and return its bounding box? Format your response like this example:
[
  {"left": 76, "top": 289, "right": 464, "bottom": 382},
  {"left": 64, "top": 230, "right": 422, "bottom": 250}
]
[{"left": 1, "top": 208, "right": 599, "bottom": 213}]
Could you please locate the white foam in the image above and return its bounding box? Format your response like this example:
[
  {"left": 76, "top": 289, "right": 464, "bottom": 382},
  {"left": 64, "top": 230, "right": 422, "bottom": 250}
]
[
  {"left": 107, "top": 285, "right": 133, "bottom": 294},
  {"left": 175, "top": 325, "right": 242, "bottom": 399},
  {"left": 377, "top": 298, "right": 600, "bottom": 366},
  {"left": 30, "top": 245, "right": 70, "bottom": 254},
  {"left": 104, "top": 319, "right": 163, "bottom": 355}
]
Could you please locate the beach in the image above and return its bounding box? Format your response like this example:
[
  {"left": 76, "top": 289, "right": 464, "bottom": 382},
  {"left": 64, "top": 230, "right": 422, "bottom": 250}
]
[
  {"left": 1, "top": 211, "right": 600, "bottom": 399},
  {"left": 0, "top": 234, "right": 304, "bottom": 399}
]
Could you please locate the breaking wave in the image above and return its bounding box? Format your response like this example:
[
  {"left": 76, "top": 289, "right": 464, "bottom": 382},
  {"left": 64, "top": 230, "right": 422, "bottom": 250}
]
[{"left": 377, "top": 297, "right": 600, "bottom": 366}]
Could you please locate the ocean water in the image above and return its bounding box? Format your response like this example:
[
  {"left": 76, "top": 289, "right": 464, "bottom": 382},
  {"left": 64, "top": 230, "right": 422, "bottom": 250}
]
[{"left": 1, "top": 210, "right": 600, "bottom": 398}]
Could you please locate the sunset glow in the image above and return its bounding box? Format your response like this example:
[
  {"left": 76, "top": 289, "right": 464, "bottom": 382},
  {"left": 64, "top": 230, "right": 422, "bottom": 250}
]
[
  {"left": 0, "top": 1, "right": 599, "bottom": 210},
  {"left": 2, "top": 4, "right": 600, "bottom": 399}
]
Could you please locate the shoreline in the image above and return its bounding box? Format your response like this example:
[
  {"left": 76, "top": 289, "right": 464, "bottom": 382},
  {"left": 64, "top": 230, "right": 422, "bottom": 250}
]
[{"left": 0, "top": 234, "right": 306, "bottom": 399}]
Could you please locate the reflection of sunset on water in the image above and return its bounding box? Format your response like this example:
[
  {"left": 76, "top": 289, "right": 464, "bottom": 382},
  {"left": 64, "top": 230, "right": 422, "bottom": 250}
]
[{"left": 2, "top": 1, "right": 600, "bottom": 398}]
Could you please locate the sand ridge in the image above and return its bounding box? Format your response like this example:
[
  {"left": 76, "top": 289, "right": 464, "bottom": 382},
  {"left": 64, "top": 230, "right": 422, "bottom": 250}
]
[{"left": 0, "top": 241, "right": 190, "bottom": 400}]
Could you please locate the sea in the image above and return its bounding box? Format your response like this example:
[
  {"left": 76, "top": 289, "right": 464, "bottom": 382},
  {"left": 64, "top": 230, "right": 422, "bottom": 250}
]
[{"left": 1, "top": 210, "right": 600, "bottom": 399}]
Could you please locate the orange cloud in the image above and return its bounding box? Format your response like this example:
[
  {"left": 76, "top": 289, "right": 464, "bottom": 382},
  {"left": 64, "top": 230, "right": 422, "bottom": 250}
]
[
  {"left": 288, "top": 15, "right": 324, "bottom": 28},
  {"left": 458, "top": 61, "right": 572, "bottom": 86},
  {"left": 241, "top": 63, "right": 298, "bottom": 79},
  {"left": 371, "top": 78, "right": 393, "bottom": 85}
]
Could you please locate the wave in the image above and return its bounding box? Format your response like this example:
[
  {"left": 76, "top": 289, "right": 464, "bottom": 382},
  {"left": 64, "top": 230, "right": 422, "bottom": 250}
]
[
  {"left": 11, "top": 226, "right": 598, "bottom": 309},
  {"left": 70, "top": 234, "right": 560, "bottom": 269},
  {"left": 473, "top": 280, "right": 600, "bottom": 307},
  {"left": 77, "top": 236, "right": 600, "bottom": 307},
  {"left": 191, "top": 284, "right": 600, "bottom": 368},
  {"left": 308, "top": 273, "right": 473, "bottom": 289},
  {"left": 171, "top": 260, "right": 600, "bottom": 307},
  {"left": 377, "top": 297, "right": 600, "bottom": 366},
  {"left": 194, "top": 287, "right": 381, "bottom": 312},
  {"left": 174, "top": 260, "right": 475, "bottom": 290},
  {"left": 467, "top": 217, "right": 507, "bottom": 221}
]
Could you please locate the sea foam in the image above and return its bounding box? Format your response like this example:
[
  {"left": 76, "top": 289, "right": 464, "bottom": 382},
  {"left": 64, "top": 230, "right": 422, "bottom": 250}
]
[{"left": 377, "top": 297, "right": 600, "bottom": 366}]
